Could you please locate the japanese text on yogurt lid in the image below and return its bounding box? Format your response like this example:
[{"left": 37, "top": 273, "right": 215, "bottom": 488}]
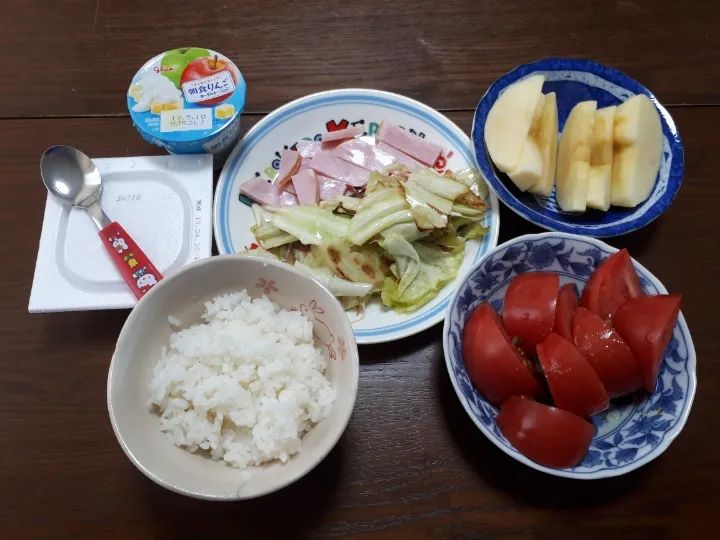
[{"left": 126, "top": 47, "right": 246, "bottom": 167}]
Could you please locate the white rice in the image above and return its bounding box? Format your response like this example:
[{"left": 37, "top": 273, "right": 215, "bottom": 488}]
[{"left": 148, "top": 290, "right": 336, "bottom": 469}]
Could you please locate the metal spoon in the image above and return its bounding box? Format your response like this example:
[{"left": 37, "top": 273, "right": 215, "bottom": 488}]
[{"left": 40, "top": 146, "right": 162, "bottom": 300}]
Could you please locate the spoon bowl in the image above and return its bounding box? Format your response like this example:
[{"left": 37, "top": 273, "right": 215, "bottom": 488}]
[{"left": 41, "top": 146, "right": 103, "bottom": 209}]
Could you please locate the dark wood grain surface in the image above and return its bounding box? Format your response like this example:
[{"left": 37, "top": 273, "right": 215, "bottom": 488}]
[
  {"left": 1, "top": 1, "right": 719, "bottom": 538},
  {"left": 2, "top": 0, "right": 720, "bottom": 118}
]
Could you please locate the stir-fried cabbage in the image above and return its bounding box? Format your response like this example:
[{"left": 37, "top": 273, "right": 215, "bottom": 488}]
[
  {"left": 247, "top": 166, "right": 490, "bottom": 312},
  {"left": 380, "top": 234, "right": 465, "bottom": 312}
]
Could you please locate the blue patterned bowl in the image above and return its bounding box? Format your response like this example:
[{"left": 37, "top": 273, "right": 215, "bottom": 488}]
[
  {"left": 443, "top": 232, "right": 696, "bottom": 479},
  {"left": 472, "top": 58, "right": 684, "bottom": 237}
]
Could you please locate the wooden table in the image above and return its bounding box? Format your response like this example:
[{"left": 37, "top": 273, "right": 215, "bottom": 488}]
[{"left": 1, "top": 1, "right": 718, "bottom": 538}]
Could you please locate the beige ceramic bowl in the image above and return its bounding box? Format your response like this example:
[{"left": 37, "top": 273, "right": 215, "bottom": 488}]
[{"left": 107, "top": 255, "right": 359, "bottom": 500}]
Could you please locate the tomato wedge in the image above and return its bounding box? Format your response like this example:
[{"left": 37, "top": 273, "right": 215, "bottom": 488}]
[
  {"left": 573, "top": 307, "right": 643, "bottom": 397},
  {"left": 537, "top": 333, "right": 609, "bottom": 417},
  {"left": 496, "top": 396, "right": 595, "bottom": 468},
  {"left": 581, "top": 249, "right": 643, "bottom": 322},
  {"left": 613, "top": 295, "right": 682, "bottom": 392},
  {"left": 462, "top": 302, "right": 541, "bottom": 405},
  {"left": 503, "top": 272, "right": 560, "bottom": 348},
  {"left": 554, "top": 283, "right": 579, "bottom": 342}
]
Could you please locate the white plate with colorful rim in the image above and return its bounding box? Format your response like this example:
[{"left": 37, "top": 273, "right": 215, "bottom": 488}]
[{"left": 214, "top": 89, "right": 500, "bottom": 344}]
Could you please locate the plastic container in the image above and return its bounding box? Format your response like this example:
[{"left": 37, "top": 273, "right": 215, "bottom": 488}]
[
  {"left": 127, "top": 48, "right": 246, "bottom": 168},
  {"left": 29, "top": 155, "right": 214, "bottom": 312}
]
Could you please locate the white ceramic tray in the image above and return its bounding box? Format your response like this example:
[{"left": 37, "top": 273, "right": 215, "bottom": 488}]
[{"left": 29, "top": 155, "right": 213, "bottom": 312}]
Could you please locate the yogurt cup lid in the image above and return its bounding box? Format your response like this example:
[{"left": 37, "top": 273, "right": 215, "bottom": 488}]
[{"left": 127, "top": 48, "right": 246, "bottom": 144}]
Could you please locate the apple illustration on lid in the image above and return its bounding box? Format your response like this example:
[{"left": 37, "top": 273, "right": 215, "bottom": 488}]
[
  {"left": 180, "top": 55, "right": 239, "bottom": 106},
  {"left": 159, "top": 47, "right": 211, "bottom": 88}
]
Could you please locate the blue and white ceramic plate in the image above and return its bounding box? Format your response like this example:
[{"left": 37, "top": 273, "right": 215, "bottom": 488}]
[
  {"left": 214, "top": 89, "right": 500, "bottom": 344},
  {"left": 443, "top": 232, "right": 696, "bottom": 479},
  {"left": 472, "top": 58, "right": 684, "bottom": 237}
]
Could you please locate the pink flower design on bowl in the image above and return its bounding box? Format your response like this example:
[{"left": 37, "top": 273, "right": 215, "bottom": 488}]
[
  {"left": 337, "top": 336, "right": 347, "bottom": 361},
  {"left": 255, "top": 278, "right": 279, "bottom": 294}
]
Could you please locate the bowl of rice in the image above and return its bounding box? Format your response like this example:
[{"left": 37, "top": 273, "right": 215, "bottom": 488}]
[{"left": 107, "top": 255, "right": 359, "bottom": 500}]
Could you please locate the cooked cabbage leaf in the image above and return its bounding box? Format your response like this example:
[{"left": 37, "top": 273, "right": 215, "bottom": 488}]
[
  {"left": 271, "top": 206, "right": 350, "bottom": 245},
  {"left": 310, "top": 243, "right": 387, "bottom": 291},
  {"left": 401, "top": 177, "right": 452, "bottom": 230},
  {"left": 380, "top": 234, "right": 465, "bottom": 312},
  {"left": 346, "top": 187, "right": 413, "bottom": 245},
  {"left": 408, "top": 168, "right": 470, "bottom": 200},
  {"left": 248, "top": 160, "right": 490, "bottom": 314},
  {"left": 454, "top": 167, "right": 490, "bottom": 199},
  {"left": 294, "top": 262, "right": 373, "bottom": 297}
]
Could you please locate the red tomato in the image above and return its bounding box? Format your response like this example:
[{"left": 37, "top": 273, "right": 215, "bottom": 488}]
[
  {"left": 573, "top": 307, "right": 643, "bottom": 397},
  {"left": 503, "top": 272, "right": 560, "bottom": 348},
  {"left": 554, "top": 283, "right": 579, "bottom": 342},
  {"left": 496, "top": 396, "right": 595, "bottom": 468},
  {"left": 581, "top": 249, "right": 643, "bottom": 322},
  {"left": 537, "top": 333, "right": 609, "bottom": 417},
  {"left": 463, "top": 302, "right": 541, "bottom": 406},
  {"left": 613, "top": 295, "right": 682, "bottom": 392}
]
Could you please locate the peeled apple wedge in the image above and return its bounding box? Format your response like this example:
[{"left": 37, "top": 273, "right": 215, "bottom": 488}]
[
  {"left": 556, "top": 101, "right": 597, "bottom": 212},
  {"left": 610, "top": 95, "right": 663, "bottom": 207},
  {"left": 484, "top": 75, "right": 546, "bottom": 173},
  {"left": 527, "top": 92, "right": 559, "bottom": 197},
  {"left": 507, "top": 95, "right": 544, "bottom": 191},
  {"left": 586, "top": 106, "right": 616, "bottom": 211}
]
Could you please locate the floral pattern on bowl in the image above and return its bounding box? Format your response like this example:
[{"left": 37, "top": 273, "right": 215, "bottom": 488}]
[
  {"left": 108, "top": 255, "right": 360, "bottom": 500},
  {"left": 443, "top": 232, "right": 697, "bottom": 479}
]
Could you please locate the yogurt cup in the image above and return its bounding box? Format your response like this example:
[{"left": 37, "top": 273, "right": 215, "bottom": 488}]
[{"left": 127, "top": 48, "right": 246, "bottom": 168}]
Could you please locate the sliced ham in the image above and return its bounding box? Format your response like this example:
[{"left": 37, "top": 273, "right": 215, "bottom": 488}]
[
  {"left": 240, "top": 177, "right": 299, "bottom": 206},
  {"left": 295, "top": 139, "right": 343, "bottom": 158},
  {"left": 298, "top": 157, "right": 313, "bottom": 171},
  {"left": 376, "top": 141, "right": 424, "bottom": 172},
  {"left": 296, "top": 140, "right": 322, "bottom": 158},
  {"left": 310, "top": 151, "right": 370, "bottom": 187},
  {"left": 274, "top": 149, "right": 302, "bottom": 187},
  {"left": 321, "top": 126, "right": 364, "bottom": 142},
  {"left": 317, "top": 175, "right": 351, "bottom": 201},
  {"left": 376, "top": 121, "right": 443, "bottom": 166},
  {"left": 291, "top": 169, "right": 319, "bottom": 205},
  {"left": 332, "top": 139, "right": 396, "bottom": 172}
]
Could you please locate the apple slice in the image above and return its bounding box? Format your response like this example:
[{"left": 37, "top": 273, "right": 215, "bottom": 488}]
[
  {"left": 527, "top": 91, "right": 559, "bottom": 197},
  {"left": 586, "top": 106, "right": 616, "bottom": 211},
  {"left": 484, "top": 75, "right": 546, "bottom": 173},
  {"left": 556, "top": 101, "right": 597, "bottom": 212},
  {"left": 507, "top": 95, "right": 545, "bottom": 191},
  {"left": 610, "top": 95, "right": 663, "bottom": 208}
]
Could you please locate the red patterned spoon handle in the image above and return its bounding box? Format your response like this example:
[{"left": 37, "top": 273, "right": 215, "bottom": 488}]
[{"left": 98, "top": 222, "right": 162, "bottom": 300}]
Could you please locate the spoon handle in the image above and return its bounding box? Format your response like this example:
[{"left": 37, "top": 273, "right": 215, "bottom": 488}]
[{"left": 98, "top": 222, "right": 163, "bottom": 300}]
